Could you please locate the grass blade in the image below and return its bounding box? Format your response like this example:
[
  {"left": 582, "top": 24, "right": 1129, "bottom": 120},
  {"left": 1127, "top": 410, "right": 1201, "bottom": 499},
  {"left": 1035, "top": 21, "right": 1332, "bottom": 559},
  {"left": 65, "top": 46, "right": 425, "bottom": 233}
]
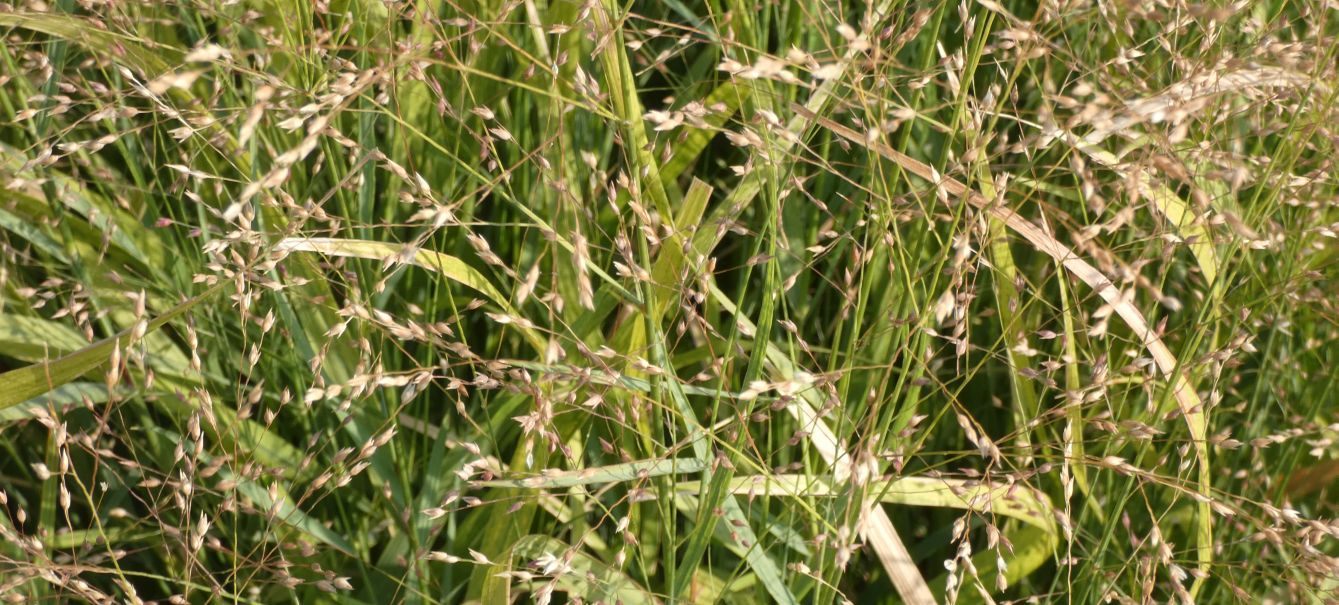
[
  {"left": 275, "top": 237, "right": 546, "bottom": 352},
  {"left": 0, "top": 284, "right": 223, "bottom": 410}
]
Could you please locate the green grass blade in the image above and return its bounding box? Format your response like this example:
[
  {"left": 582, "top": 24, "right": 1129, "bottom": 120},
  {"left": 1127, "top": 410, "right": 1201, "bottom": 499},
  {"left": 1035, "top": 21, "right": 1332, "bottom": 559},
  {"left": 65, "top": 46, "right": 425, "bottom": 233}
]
[
  {"left": 659, "top": 82, "right": 748, "bottom": 186},
  {"left": 0, "top": 284, "right": 223, "bottom": 410},
  {"left": 479, "top": 457, "right": 708, "bottom": 489},
  {"left": 275, "top": 237, "right": 546, "bottom": 352}
]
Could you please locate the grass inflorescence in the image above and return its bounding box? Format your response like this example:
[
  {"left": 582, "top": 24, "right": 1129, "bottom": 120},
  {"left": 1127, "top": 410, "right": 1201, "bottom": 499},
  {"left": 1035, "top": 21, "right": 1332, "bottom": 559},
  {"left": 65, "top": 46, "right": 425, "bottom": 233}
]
[{"left": 1, "top": 0, "right": 1337, "bottom": 603}]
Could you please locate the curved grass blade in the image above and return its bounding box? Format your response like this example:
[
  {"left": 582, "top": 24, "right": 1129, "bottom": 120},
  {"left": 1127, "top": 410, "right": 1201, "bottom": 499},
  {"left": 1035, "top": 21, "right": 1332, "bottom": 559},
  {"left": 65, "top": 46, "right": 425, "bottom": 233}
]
[
  {"left": 274, "top": 237, "right": 546, "bottom": 352},
  {"left": 663, "top": 4, "right": 934, "bottom": 595},
  {"left": 140, "top": 422, "right": 353, "bottom": 556},
  {"left": 590, "top": 3, "right": 798, "bottom": 597},
  {"left": 0, "top": 164, "right": 166, "bottom": 272},
  {"left": 0, "top": 314, "right": 91, "bottom": 360},
  {"left": 0, "top": 307, "right": 306, "bottom": 475},
  {"left": 930, "top": 525, "right": 1057, "bottom": 605},
  {"left": 649, "top": 178, "right": 712, "bottom": 322},
  {"left": 0, "top": 12, "right": 177, "bottom": 74},
  {"left": 1058, "top": 67, "right": 1318, "bottom": 288},
  {"left": 479, "top": 457, "right": 708, "bottom": 490},
  {"left": 0, "top": 284, "right": 224, "bottom": 410},
  {"left": 709, "top": 282, "right": 934, "bottom": 604},
  {"left": 1073, "top": 142, "right": 1219, "bottom": 285},
  {"left": 0, "top": 206, "right": 69, "bottom": 263},
  {"left": 975, "top": 165, "right": 1040, "bottom": 465},
  {"left": 1054, "top": 251, "right": 1099, "bottom": 519}
]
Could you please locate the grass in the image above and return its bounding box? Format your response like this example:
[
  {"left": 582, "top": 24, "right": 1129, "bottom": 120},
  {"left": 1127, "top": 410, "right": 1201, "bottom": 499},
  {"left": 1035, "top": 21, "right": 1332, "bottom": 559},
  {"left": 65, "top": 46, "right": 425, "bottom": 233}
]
[{"left": 0, "top": 0, "right": 1337, "bottom": 603}]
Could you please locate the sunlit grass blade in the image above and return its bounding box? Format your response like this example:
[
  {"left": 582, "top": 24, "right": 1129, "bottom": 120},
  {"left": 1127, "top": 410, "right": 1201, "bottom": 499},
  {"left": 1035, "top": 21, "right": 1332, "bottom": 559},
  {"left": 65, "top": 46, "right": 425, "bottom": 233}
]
[
  {"left": 0, "top": 12, "right": 177, "bottom": 74},
  {"left": 479, "top": 457, "right": 708, "bottom": 489},
  {"left": 274, "top": 237, "right": 545, "bottom": 352},
  {"left": 1072, "top": 141, "right": 1220, "bottom": 286},
  {"left": 975, "top": 163, "right": 1040, "bottom": 464}
]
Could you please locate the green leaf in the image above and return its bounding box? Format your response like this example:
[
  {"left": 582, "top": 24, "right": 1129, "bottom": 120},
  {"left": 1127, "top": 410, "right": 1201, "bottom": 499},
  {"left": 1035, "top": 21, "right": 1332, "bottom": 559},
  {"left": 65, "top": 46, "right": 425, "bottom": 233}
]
[
  {"left": 0, "top": 12, "right": 177, "bottom": 74},
  {"left": 659, "top": 82, "right": 748, "bottom": 185},
  {"left": 0, "top": 382, "right": 108, "bottom": 423},
  {"left": 275, "top": 237, "right": 546, "bottom": 353},
  {"left": 0, "top": 314, "right": 91, "bottom": 360},
  {"left": 648, "top": 179, "right": 713, "bottom": 323},
  {"left": 0, "top": 284, "right": 223, "bottom": 410},
  {"left": 1076, "top": 141, "right": 1219, "bottom": 285},
  {"left": 974, "top": 161, "right": 1041, "bottom": 464},
  {"left": 930, "top": 525, "right": 1058, "bottom": 604},
  {"left": 0, "top": 206, "right": 69, "bottom": 263},
  {"left": 233, "top": 473, "right": 355, "bottom": 555},
  {"left": 479, "top": 457, "right": 708, "bottom": 489}
]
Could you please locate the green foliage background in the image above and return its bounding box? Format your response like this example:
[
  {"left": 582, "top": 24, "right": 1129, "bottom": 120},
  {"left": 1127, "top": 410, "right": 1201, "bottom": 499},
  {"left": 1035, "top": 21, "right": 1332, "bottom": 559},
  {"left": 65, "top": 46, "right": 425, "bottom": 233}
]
[{"left": 0, "top": 0, "right": 1337, "bottom": 603}]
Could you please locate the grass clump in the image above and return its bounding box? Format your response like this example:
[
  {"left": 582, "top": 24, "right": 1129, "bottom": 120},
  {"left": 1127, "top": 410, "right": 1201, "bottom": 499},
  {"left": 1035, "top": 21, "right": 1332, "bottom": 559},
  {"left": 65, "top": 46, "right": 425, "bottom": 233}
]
[{"left": 1, "top": 0, "right": 1337, "bottom": 603}]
